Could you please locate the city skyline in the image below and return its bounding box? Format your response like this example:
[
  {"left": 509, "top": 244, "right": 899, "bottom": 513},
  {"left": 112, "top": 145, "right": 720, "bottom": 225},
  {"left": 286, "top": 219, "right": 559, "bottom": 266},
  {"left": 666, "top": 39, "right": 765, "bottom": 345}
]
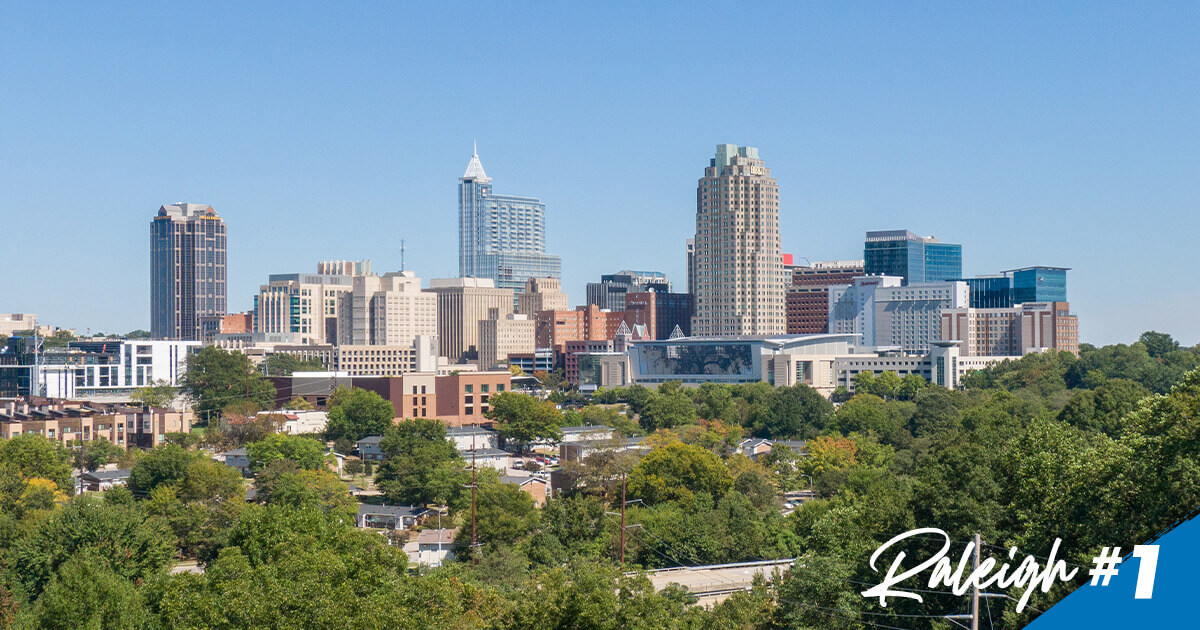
[{"left": 3, "top": 4, "right": 1199, "bottom": 345}]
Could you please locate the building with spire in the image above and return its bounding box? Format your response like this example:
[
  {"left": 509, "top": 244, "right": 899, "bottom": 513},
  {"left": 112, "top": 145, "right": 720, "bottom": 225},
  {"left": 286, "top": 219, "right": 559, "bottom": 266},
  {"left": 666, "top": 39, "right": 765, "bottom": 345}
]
[
  {"left": 690, "top": 145, "right": 786, "bottom": 336},
  {"left": 458, "top": 145, "right": 562, "bottom": 295}
]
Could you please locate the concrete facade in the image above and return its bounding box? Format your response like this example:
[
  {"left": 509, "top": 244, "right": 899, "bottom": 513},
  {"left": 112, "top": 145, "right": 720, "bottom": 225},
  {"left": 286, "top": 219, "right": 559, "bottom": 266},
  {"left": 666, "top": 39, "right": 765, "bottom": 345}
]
[{"left": 691, "top": 145, "right": 786, "bottom": 337}]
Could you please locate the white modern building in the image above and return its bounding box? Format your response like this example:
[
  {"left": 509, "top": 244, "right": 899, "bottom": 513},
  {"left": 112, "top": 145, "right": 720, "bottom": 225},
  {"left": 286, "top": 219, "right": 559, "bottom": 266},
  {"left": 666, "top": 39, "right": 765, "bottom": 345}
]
[
  {"left": 829, "top": 276, "right": 969, "bottom": 354},
  {"left": 32, "top": 340, "right": 199, "bottom": 401}
]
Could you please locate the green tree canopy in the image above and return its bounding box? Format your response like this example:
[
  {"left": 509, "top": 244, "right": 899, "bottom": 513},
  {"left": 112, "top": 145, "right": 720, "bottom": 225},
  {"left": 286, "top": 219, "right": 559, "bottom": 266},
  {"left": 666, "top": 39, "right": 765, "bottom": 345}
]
[
  {"left": 244, "top": 434, "right": 326, "bottom": 472},
  {"left": 324, "top": 387, "right": 396, "bottom": 442},
  {"left": 8, "top": 498, "right": 175, "bottom": 598},
  {"left": 486, "top": 392, "right": 563, "bottom": 452},
  {"left": 638, "top": 392, "right": 697, "bottom": 432},
  {"left": 626, "top": 441, "right": 733, "bottom": 505},
  {"left": 263, "top": 353, "right": 326, "bottom": 377},
  {"left": 374, "top": 418, "right": 467, "bottom": 507},
  {"left": 130, "top": 379, "right": 179, "bottom": 409},
  {"left": 182, "top": 346, "right": 276, "bottom": 419},
  {"left": 0, "top": 435, "right": 73, "bottom": 494}
]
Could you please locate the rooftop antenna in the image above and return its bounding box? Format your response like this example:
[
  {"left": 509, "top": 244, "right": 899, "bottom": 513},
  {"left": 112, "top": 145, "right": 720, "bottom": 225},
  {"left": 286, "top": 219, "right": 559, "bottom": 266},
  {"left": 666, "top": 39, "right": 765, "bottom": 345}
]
[{"left": 400, "top": 239, "right": 406, "bottom": 272}]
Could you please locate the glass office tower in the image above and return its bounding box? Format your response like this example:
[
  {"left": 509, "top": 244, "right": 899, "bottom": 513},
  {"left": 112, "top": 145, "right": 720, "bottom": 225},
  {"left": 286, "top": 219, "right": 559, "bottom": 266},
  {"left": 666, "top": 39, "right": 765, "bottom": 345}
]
[
  {"left": 1008, "top": 266, "right": 1069, "bottom": 303},
  {"left": 863, "top": 230, "right": 962, "bottom": 284},
  {"left": 458, "top": 146, "right": 561, "bottom": 294}
]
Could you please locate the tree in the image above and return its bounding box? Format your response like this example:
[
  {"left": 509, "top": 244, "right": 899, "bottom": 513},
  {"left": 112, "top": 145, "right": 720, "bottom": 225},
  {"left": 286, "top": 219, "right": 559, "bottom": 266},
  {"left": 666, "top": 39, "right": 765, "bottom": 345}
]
[
  {"left": 221, "top": 411, "right": 284, "bottom": 446},
  {"left": 71, "top": 437, "right": 125, "bottom": 472},
  {"left": 374, "top": 418, "right": 467, "bottom": 507},
  {"left": 750, "top": 384, "right": 831, "bottom": 439},
  {"left": 263, "top": 353, "right": 326, "bottom": 377},
  {"left": 18, "top": 551, "right": 150, "bottom": 630},
  {"left": 244, "top": 434, "right": 326, "bottom": 472},
  {"left": 284, "top": 396, "right": 314, "bottom": 410},
  {"left": 486, "top": 392, "right": 563, "bottom": 453},
  {"left": 128, "top": 444, "right": 200, "bottom": 496},
  {"left": 324, "top": 387, "right": 396, "bottom": 442},
  {"left": 1139, "top": 330, "right": 1180, "bottom": 359},
  {"left": 458, "top": 474, "right": 539, "bottom": 548},
  {"left": 131, "top": 379, "right": 179, "bottom": 409},
  {"left": 8, "top": 498, "right": 175, "bottom": 598},
  {"left": 626, "top": 441, "right": 733, "bottom": 505},
  {"left": 0, "top": 435, "right": 73, "bottom": 493},
  {"left": 343, "top": 458, "right": 364, "bottom": 476},
  {"left": 255, "top": 460, "right": 355, "bottom": 521},
  {"left": 638, "top": 392, "right": 696, "bottom": 431},
  {"left": 182, "top": 346, "right": 276, "bottom": 419}
]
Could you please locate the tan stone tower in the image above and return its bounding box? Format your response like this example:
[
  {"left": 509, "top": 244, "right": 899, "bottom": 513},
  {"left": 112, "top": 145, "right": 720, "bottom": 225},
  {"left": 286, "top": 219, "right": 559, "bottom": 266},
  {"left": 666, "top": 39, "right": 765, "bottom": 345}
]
[{"left": 690, "top": 145, "right": 786, "bottom": 336}]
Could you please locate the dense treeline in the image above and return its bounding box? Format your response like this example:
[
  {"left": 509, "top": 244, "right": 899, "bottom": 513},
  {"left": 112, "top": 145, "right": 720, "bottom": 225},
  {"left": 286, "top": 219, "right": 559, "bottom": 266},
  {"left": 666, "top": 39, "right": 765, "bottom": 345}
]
[{"left": 0, "top": 332, "right": 1197, "bottom": 628}]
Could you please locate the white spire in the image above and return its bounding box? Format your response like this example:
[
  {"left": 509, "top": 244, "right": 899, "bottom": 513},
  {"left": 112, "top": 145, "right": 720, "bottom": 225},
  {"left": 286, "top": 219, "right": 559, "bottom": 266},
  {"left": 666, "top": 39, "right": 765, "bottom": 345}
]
[{"left": 462, "top": 142, "right": 489, "bottom": 181}]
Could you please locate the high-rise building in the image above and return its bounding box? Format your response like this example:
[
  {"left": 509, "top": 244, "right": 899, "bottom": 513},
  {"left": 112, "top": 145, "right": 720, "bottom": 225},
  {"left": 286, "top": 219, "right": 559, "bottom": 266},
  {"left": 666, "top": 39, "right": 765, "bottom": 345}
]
[
  {"left": 685, "top": 238, "right": 696, "bottom": 297},
  {"left": 690, "top": 144, "right": 786, "bottom": 336},
  {"left": 458, "top": 146, "right": 562, "bottom": 294},
  {"left": 255, "top": 263, "right": 368, "bottom": 344},
  {"left": 863, "top": 230, "right": 962, "bottom": 285},
  {"left": 426, "top": 277, "right": 514, "bottom": 363},
  {"left": 517, "top": 277, "right": 568, "bottom": 317},
  {"left": 830, "top": 276, "right": 969, "bottom": 353},
  {"left": 1007, "top": 267, "right": 1069, "bottom": 304},
  {"left": 337, "top": 271, "right": 437, "bottom": 347},
  {"left": 961, "top": 267, "right": 1069, "bottom": 308},
  {"left": 150, "top": 203, "right": 227, "bottom": 340},
  {"left": 478, "top": 313, "right": 536, "bottom": 370},
  {"left": 586, "top": 270, "right": 672, "bottom": 311},
  {"left": 941, "top": 301, "right": 1079, "bottom": 356},
  {"left": 786, "top": 260, "right": 865, "bottom": 334}
]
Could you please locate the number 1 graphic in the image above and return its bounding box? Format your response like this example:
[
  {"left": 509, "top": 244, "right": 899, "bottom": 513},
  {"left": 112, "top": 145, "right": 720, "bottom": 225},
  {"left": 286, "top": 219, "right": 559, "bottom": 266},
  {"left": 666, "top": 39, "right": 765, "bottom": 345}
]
[{"left": 1131, "top": 545, "right": 1159, "bottom": 599}]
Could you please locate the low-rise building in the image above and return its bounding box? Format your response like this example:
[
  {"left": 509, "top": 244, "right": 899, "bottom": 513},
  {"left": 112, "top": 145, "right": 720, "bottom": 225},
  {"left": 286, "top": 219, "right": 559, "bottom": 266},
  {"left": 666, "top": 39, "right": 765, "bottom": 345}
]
[
  {"left": 222, "top": 448, "right": 251, "bottom": 475},
  {"left": 445, "top": 426, "right": 498, "bottom": 451},
  {"left": 356, "top": 504, "right": 430, "bottom": 531},
  {"left": 80, "top": 468, "right": 131, "bottom": 492},
  {"left": 402, "top": 528, "right": 456, "bottom": 567},
  {"left": 501, "top": 475, "right": 550, "bottom": 507},
  {"left": 357, "top": 436, "right": 386, "bottom": 461},
  {"left": 459, "top": 447, "right": 513, "bottom": 470},
  {"left": 0, "top": 399, "right": 192, "bottom": 448}
]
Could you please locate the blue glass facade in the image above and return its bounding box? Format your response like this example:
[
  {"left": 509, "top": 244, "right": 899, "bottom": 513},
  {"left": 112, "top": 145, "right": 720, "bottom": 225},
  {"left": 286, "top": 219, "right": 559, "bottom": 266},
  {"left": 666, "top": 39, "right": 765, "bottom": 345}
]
[
  {"left": 863, "top": 230, "right": 961, "bottom": 284},
  {"left": 1010, "top": 267, "right": 1068, "bottom": 303},
  {"left": 965, "top": 276, "right": 1014, "bottom": 308},
  {"left": 459, "top": 150, "right": 561, "bottom": 293}
]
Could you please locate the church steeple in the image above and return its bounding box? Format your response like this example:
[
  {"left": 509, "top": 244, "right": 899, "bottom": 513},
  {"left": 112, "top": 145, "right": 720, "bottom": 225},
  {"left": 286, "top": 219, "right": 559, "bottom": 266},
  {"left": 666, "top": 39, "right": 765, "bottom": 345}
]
[{"left": 462, "top": 142, "right": 490, "bottom": 182}]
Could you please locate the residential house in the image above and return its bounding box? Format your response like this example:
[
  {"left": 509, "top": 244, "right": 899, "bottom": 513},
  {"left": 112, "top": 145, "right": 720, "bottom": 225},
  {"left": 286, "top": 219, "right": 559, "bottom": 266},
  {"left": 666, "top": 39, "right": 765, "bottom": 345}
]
[
  {"left": 79, "top": 468, "right": 130, "bottom": 492},
  {"left": 356, "top": 504, "right": 430, "bottom": 531}
]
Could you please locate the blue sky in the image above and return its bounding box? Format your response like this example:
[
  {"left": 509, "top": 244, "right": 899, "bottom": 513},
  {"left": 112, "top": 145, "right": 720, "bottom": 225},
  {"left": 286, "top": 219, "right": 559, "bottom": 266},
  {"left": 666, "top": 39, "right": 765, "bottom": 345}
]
[{"left": 2, "top": 3, "right": 1198, "bottom": 345}]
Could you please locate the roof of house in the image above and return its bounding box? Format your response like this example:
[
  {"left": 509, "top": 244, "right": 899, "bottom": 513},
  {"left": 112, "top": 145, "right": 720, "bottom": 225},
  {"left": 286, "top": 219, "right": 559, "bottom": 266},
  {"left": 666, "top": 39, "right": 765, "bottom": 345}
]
[
  {"left": 773, "top": 440, "right": 807, "bottom": 452},
  {"left": 357, "top": 436, "right": 385, "bottom": 445},
  {"left": 560, "top": 425, "right": 613, "bottom": 434},
  {"left": 458, "top": 448, "right": 511, "bottom": 458},
  {"left": 224, "top": 448, "right": 248, "bottom": 457},
  {"left": 501, "top": 475, "right": 547, "bottom": 487},
  {"left": 416, "top": 528, "right": 456, "bottom": 545},
  {"left": 357, "top": 504, "right": 425, "bottom": 518},
  {"left": 81, "top": 469, "right": 130, "bottom": 481},
  {"left": 445, "top": 426, "right": 496, "bottom": 436}
]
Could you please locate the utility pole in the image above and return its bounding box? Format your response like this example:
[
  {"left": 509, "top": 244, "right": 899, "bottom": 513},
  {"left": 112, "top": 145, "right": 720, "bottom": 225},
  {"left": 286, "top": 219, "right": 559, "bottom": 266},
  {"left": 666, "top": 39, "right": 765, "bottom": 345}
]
[
  {"left": 470, "top": 434, "right": 478, "bottom": 564},
  {"left": 971, "top": 532, "right": 981, "bottom": 630},
  {"left": 620, "top": 475, "right": 627, "bottom": 566}
]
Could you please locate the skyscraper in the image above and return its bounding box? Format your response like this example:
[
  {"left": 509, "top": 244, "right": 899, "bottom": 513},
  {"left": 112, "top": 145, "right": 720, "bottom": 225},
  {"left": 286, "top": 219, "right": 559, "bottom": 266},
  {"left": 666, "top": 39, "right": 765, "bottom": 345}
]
[
  {"left": 458, "top": 145, "right": 561, "bottom": 294},
  {"left": 690, "top": 144, "right": 786, "bottom": 336},
  {"left": 151, "top": 203, "right": 227, "bottom": 340},
  {"left": 863, "top": 230, "right": 962, "bottom": 284}
]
